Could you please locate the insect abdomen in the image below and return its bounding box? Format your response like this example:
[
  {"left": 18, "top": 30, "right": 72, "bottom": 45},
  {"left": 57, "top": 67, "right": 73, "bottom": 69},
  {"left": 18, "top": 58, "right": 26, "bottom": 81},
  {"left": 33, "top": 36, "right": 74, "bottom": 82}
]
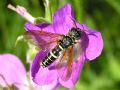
[
  {"left": 41, "top": 45, "right": 63, "bottom": 67},
  {"left": 41, "top": 36, "right": 73, "bottom": 67}
]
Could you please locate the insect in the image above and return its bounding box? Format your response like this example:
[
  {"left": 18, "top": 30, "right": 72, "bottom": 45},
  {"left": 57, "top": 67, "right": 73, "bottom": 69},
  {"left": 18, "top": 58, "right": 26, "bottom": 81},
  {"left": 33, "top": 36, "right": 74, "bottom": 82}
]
[{"left": 25, "top": 20, "right": 85, "bottom": 81}]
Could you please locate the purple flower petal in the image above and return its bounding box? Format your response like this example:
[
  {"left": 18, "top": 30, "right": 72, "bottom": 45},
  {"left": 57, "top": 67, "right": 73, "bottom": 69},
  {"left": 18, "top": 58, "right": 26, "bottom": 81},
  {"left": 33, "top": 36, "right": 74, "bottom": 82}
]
[
  {"left": 31, "top": 50, "right": 48, "bottom": 78},
  {"left": 59, "top": 54, "right": 85, "bottom": 88},
  {"left": 53, "top": 4, "right": 75, "bottom": 35},
  {"left": 25, "top": 4, "right": 75, "bottom": 35},
  {"left": 86, "top": 30, "right": 103, "bottom": 60},
  {"left": 31, "top": 51, "right": 58, "bottom": 89},
  {"left": 77, "top": 24, "right": 103, "bottom": 60},
  {"left": 0, "top": 54, "right": 27, "bottom": 88},
  {"left": 83, "top": 25, "right": 103, "bottom": 60},
  {"left": 25, "top": 23, "right": 42, "bottom": 31},
  {"left": 33, "top": 67, "right": 58, "bottom": 88},
  {"left": 25, "top": 22, "right": 55, "bottom": 33}
]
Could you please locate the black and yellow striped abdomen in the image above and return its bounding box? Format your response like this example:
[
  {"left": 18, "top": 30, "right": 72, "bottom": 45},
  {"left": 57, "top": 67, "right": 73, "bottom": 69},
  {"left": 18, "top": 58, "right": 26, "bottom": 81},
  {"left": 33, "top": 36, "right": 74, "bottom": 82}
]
[
  {"left": 41, "top": 45, "right": 63, "bottom": 67},
  {"left": 41, "top": 36, "right": 73, "bottom": 67}
]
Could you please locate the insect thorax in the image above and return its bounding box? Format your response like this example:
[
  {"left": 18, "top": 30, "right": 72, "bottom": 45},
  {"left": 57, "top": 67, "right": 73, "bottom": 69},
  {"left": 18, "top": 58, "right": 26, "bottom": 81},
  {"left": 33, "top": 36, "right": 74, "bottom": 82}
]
[{"left": 59, "top": 36, "right": 73, "bottom": 48}]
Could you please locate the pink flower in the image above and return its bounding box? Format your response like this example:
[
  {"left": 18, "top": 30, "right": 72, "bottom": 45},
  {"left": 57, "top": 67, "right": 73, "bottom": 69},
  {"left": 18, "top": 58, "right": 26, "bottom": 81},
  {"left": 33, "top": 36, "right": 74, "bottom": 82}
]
[
  {"left": 0, "top": 54, "right": 56, "bottom": 90},
  {"left": 24, "top": 4, "right": 103, "bottom": 89},
  {"left": 0, "top": 54, "right": 27, "bottom": 90}
]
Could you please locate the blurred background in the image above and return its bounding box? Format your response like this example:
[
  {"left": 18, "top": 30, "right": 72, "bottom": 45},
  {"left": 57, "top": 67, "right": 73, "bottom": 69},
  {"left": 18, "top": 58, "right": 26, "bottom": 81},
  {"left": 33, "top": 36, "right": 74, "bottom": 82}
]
[{"left": 0, "top": 0, "right": 120, "bottom": 90}]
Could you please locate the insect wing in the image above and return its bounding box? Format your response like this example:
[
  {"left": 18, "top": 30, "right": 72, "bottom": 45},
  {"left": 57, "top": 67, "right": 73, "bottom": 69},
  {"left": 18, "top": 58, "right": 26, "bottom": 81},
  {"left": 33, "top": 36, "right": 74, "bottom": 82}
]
[
  {"left": 24, "top": 30, "right": 63, "bottom": 50},
  {"left": 56, "top": 46, "right": 74, "bottom": 81}
]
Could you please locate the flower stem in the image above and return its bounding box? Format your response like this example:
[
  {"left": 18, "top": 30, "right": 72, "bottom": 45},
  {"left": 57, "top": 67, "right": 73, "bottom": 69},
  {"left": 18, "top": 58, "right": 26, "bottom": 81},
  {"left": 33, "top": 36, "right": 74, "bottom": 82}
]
[{"left": 43, "top": 0, "right": 52, "bottom": 22}]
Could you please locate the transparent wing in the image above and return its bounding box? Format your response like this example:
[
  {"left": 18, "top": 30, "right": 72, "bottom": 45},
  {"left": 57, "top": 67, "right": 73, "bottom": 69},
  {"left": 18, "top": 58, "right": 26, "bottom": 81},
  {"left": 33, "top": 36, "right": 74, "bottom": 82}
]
[
  {"left": 56, "top": 46, "right": 74, "bottom": 81},
  {"left": 24, "top": 30, "right": 63, "bottom": 50}
]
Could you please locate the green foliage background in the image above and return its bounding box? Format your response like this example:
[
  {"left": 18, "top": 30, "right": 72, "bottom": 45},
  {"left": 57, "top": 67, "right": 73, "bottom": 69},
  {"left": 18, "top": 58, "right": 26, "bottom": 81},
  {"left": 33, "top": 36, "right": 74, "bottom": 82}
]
[{"left": 0, "top": 0, "right": 120, "bottom": 90}]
